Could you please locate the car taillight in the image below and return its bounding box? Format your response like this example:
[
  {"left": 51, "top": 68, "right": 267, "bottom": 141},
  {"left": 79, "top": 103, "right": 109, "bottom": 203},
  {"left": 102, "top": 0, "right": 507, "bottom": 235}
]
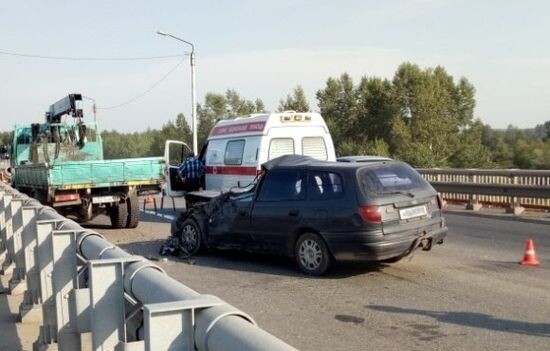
[{"left": 359, "top": 205, "right": 381, "bottom": 223}]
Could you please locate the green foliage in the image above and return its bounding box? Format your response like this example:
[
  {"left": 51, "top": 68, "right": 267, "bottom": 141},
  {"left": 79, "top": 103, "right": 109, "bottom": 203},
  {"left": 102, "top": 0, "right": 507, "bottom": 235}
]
[
  {"left": 90, "top": 91, "right": 265, "bottom": 160},
  {"left": 389, "top": 64, "right": 468, "bottom": 167},
  {"left": 197, "top": 90, "right": 265, "bottom": 147},
  {"left": 338, "top": 138, "right": 390, "bottom": 158},
  {"left": 3, "top": 63, "right": 549, "bottom": 169},
  {"left": 102, "top": 113, "right": 191, "bottom": 159},
  {"left": 277, "top": 85, "right": 310, "bottom": 112},
  {"left": 316, "top": 73, "right": 357, "bottom": 148},
  {"left": 449, "top": 120, "right": 494, "bottom": 168},
  {"left": 316, "top": 63, "right": 496, "bottom": 168},
  {"left": 0, "top": 131, "right": 11, "bottom": 145},
  {"left": 480, "top": 124, "right": 550, "bottom": 169}
]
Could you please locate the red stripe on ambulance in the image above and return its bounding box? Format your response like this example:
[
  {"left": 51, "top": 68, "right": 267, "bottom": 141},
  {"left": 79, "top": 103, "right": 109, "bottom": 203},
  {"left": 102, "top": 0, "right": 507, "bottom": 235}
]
[
  {"left": 209, "top": 121, "right": 267, "bottom": 136},
  {"left": 205, "top": 166, "right": 259, "bottom": 176}
]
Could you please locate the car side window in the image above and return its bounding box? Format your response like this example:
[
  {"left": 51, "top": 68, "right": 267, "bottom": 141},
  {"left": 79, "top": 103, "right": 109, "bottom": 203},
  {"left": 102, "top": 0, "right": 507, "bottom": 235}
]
[
  {"left": 307, "top": 171, "right": 344, "bottom": 200},
  {"left": 257, "top": 170, "right": 305, "bottom": 201}
]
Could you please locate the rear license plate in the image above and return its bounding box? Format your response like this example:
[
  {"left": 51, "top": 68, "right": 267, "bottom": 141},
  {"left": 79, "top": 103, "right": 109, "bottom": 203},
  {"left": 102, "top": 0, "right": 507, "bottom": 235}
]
[
  {"left": 92, "top": 195, "right": 120, "bottom": 204},
  {"left": 399, "top": 205, "right": 427, "bottom": 220}
]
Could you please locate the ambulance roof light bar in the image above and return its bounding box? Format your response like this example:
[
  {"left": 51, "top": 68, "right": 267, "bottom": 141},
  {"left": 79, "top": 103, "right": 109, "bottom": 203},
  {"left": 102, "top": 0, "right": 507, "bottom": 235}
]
[{"left": 280, "top": 111, "right": 311, "bottom": 122}]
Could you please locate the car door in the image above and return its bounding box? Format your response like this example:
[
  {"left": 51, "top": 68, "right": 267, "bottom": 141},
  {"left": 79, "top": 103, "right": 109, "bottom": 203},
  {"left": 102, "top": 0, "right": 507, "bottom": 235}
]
[
  {"left": 303, "top": 170, "right": 349, "bottom": 233},
  {"left": 207, "top": 190, "right": 255, "bottom": 249},
  {"left": 163, "top": 140, "right": 192, "bottom": 197},
  {"left": 248, "top": 169, "right": 306, "bottom": 254}
]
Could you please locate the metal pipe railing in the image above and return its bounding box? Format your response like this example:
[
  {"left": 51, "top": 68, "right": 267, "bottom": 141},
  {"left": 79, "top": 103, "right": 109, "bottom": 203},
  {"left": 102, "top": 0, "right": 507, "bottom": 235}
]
[
  {"left": 0, "top": 182, "right": 297, "bottom": 351},
  {"left": 417, "top": 167, "right": 550, "bottom": 210}
]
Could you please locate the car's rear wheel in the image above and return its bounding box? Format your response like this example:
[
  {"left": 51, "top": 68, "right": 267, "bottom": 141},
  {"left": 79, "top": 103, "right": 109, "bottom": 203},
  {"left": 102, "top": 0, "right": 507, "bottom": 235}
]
[
  {"left": 178, "top": 218, "right": 203, "bottom": 255},
  {"left": 295, "top": 233, "right": 332, "bottom": 275}
]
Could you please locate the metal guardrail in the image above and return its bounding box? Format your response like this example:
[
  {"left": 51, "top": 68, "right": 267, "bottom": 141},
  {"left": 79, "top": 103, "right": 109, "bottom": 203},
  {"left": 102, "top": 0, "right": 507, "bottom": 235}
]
[
  {"left": 417, "top": 168, "right": 550, "bottom": 209},
  {"left": 0, "top": 182, "right": 297, "bottom": 351}
]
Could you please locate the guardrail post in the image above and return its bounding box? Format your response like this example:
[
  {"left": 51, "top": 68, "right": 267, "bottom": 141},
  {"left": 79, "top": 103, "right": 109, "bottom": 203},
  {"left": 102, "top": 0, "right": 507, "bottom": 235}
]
[
  {"left": 88, "top": 257, "right": 142, "bottom": 351},
  {"left": 0, "top": 189, "right": 7, "bottom": 293},
  {"left": 34, "top": 219, "right": 65, "bottom": 351},
  {"left": 0, "top": 192, "right": 14, "bottom": 276},
  {"left": 506, "top": 175, "right": 525, "bottom": 215},
  {"left": 19, "top": 206, "right": 43, "bottom": 323},
  {"left": 465, "top": 173, "right": 482, "bottom": 211},
  {"left": 51, "top": 230, "right": 82, "bottom": 350},
  {"left": 8, "top": 197, "right": 27, "bottom": 295},
  {"left": 142, "top": 295, "right": 224, "bottom": 351},
  {"left": 0, "top": 190, "right": 6, "bottom": 256}
]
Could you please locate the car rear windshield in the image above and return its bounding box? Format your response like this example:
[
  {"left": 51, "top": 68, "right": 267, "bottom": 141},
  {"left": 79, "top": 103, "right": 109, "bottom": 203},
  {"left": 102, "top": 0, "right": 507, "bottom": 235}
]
[{"left": 358, "top": 163, "right": 431, "bottom": 197}]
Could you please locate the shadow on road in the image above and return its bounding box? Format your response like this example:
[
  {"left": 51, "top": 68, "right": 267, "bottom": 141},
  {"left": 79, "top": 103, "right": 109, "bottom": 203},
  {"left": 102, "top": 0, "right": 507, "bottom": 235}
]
[
  {"left": 83, "top": 222, "right": 116, "bottom": 230},
  {"left": 0, "top": 291, "right": 23, "bottom": 351},
  {"left": 83, "top": 211, "right": 176, "bottom": 228},
  {"left": 118, "top": 239, "right": 385, "bottom": 279},
  {"left": 367, "top": 305, "right": 550, "bottom": 337}
]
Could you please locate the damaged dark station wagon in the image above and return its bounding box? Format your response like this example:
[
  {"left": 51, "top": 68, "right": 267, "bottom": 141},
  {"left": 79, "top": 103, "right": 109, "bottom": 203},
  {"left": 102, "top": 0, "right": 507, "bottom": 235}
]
[{"left": 173, "top": 155, "right": 448, "bottom": 275}]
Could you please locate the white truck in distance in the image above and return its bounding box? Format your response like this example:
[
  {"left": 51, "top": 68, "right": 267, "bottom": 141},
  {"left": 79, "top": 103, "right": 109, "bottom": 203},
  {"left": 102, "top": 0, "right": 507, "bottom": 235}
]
[{"left": 164, "top": 111, "right": 336, "bottom": 197}]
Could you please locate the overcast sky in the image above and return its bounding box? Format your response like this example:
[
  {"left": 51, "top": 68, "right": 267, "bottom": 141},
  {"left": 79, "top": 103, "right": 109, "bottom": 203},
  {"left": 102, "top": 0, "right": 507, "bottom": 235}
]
[{"left": 1, "top": 0, "right": 549, "bottom": 132}]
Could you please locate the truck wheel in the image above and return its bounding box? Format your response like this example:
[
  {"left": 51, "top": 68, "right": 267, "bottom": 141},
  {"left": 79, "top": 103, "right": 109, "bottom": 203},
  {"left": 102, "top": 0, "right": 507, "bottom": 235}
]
[
  {"left": 78, "top": 199, "right": 93, "bottom": 223},
  {"left": 110, "top": 202, "right": 128, "bottom": 229},
  {"left": 295, "top": 233, "right": 332, "bottom": 276},
  {"left": 126, "top": 191, "right": 140, "bottom": 228}
]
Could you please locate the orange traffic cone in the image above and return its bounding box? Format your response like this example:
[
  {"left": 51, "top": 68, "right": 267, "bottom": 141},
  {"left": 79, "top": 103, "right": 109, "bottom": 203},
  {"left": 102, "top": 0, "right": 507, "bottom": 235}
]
[
  {"left": 143, "top": 196, "right": 157, "bottom": 212},
  {"left": 519, "top": 239, "right": 540, "bottom": 266}
]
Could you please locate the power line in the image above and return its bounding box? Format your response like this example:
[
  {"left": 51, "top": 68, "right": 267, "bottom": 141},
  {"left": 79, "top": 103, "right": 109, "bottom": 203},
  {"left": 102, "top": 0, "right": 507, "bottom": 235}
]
[
  {"left": 0, "top": 49, "right": 184, "bottom": 61},
  {"left": 96, "top": 57, "right": 187, "bottom": 110}
]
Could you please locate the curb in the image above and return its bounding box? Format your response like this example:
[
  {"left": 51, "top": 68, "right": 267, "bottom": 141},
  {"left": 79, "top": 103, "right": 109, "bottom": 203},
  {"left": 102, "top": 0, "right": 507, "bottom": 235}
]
[{"left": 443, "top": 208, "right": 550, "bottom": 225}]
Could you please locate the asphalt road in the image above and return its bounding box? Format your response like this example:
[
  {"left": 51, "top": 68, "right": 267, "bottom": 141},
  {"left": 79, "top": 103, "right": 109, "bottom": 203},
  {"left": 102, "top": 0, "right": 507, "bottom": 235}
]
[{"left": 85, "top": 203, "right": 550, "bottom": 351}]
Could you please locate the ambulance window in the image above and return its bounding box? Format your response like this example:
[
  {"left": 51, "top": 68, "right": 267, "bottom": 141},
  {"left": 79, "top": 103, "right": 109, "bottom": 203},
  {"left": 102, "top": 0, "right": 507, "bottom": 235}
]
[
  {"left": 302, "top": 137, "right": 327, "bottom": 160},
  {"left": 225, "top": 140, "right": 245, "bottom": 165},
  {"left": 269, "top": 138, "right": 294, "bottom": 160}
]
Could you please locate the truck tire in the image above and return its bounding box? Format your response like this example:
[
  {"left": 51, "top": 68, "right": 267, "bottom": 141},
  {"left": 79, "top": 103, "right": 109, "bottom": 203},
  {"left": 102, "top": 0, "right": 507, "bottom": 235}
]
[
  {"left": 126, "top": 191, "right": 139, "bottom": 228},
  {"left": 110, "top": 202, "right": 128, "bottom": 229},
  {"left": 78, "top": 199, "right": 93, "bottom": 223}
]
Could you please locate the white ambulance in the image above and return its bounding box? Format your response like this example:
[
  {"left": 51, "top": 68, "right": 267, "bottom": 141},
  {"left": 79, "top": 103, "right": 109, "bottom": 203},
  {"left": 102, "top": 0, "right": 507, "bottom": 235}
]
[{"left": 164, "top": 111, "right": 336, "bottom": 197}]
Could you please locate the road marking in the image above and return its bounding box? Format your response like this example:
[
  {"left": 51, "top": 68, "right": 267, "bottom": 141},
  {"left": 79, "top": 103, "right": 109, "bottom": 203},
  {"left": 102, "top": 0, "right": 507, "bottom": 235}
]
[{"left": 140, "top": 209, "right": 176, "bottom": 221}]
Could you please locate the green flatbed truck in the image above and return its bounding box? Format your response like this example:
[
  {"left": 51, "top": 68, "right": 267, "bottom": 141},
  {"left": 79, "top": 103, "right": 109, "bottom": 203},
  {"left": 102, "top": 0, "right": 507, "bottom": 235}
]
[{"left": 10, "top": 94, "right": 167, "bottom": 228}]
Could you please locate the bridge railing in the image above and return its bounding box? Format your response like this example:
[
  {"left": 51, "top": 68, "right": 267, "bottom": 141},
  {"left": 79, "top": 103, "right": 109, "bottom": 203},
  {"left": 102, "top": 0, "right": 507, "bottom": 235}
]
[
  {"left": 0, "top": 182, "right": 296, "bottom": 351},
  {"left": 417, "top": 168, "right": 550, "bottom": 211}
]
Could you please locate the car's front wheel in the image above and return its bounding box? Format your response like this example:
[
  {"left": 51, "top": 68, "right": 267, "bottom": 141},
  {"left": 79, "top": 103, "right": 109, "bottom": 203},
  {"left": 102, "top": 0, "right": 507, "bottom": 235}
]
[
  {"left": 178, "top": 218, "right": 203, "bottom": 255},
  {"left": 295, "top": 233, "right": 332, "bottom": 275}
]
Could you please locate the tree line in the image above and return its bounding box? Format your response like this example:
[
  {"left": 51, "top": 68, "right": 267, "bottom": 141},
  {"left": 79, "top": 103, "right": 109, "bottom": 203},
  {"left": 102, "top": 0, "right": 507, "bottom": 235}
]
[{"left": 1, "top": 62, "right": 549, "bottom": 169}]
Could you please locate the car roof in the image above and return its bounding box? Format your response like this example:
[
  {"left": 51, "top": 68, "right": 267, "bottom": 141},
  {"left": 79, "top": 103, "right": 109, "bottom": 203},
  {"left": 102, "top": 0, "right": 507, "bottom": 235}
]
[
  {"left": 337, "top": 155, "right": 393, "bottom": 163},
  {"left": 261, "top": 154, "right": 396, "bottom": 173}
]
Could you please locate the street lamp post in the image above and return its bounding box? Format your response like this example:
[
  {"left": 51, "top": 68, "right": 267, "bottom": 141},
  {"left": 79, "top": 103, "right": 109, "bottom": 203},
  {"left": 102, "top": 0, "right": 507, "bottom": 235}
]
[{"left": 157, "top": 31, "right": 198, "bottom": 154}]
